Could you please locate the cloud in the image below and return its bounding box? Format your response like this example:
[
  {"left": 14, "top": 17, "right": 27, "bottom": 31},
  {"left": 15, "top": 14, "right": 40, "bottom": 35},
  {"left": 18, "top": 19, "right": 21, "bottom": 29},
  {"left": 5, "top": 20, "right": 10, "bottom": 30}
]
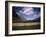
[{"left": 15, "top": 7, "right": 40, "bottom": 21}]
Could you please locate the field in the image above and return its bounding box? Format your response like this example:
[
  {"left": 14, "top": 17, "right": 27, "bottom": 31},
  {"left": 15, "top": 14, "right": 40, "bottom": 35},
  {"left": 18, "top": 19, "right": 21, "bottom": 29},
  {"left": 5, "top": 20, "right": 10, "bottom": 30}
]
[{"left": 12, "top": 23, "right": 40, "bottom": 30}]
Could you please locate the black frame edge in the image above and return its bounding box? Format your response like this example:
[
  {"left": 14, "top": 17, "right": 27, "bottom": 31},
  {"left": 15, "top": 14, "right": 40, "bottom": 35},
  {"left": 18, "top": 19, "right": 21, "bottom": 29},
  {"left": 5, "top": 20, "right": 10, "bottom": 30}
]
[
  {"left": 43, "top": 3, "right": 45, "bottom": 34},
  {"left": 5, "top": 1, "right": 8, "bottom": 36}
]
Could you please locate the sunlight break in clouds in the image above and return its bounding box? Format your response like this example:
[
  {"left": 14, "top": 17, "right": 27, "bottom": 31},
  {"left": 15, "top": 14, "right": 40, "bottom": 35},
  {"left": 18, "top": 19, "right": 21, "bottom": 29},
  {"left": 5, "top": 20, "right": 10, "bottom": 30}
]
[{"left": 22, "top": 7, "right": 34, "bottom": 15}]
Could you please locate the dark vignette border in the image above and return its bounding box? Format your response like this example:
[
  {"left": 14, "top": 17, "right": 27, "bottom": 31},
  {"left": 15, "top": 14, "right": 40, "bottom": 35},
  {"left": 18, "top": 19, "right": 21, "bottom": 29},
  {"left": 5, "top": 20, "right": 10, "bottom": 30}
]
[{"left": 5, "top": 1, "right": 45, "bottom": 36}]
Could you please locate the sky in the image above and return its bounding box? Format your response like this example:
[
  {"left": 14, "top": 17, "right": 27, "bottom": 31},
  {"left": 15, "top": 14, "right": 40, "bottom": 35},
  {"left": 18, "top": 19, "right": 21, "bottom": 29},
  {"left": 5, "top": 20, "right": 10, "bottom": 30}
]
[{"left": 12, "top": 6, "right": 40, "bottom": 21}]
